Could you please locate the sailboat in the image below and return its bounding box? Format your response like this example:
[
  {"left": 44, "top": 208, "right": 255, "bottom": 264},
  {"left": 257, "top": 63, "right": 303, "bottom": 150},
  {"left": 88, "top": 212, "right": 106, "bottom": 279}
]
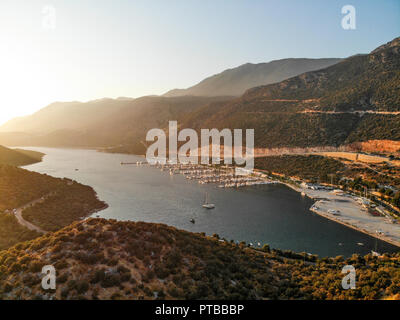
[
  {"left": 371, "top": 237, "right": 381, "bottom": 257},
  {"left": 202, "top": 192, "right": 215, "bottom": 209}
]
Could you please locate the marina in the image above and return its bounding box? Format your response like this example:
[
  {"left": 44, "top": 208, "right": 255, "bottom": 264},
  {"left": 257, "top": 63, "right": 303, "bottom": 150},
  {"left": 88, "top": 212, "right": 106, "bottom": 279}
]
[
  {"left": 148, "top": 162, "right": 279, "bottom": 188},
  {"left": 127, "top": 160, "right": 400, "bottom": 248}
]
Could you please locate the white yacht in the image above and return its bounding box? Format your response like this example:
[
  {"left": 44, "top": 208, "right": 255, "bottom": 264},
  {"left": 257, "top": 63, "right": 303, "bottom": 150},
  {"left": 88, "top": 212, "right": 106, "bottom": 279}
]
[
  {"left": 202, "top": 192, "right": 215, "bottom": 209},
  {"left": 371, "top": 238, "right": 381, "bottom": 256}
]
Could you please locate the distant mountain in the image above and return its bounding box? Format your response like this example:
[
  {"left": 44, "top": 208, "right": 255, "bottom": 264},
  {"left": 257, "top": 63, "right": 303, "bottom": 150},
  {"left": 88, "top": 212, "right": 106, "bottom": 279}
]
[
  {"left": 243, "top": 38, "right": 400, "bottom": 112},
  {"left": 164, "top": 58, "right": 342, "bottom": 97},
  {"left": 0, "top": 38, "right": 398, "bottom": 153},
  {"left": 181, "top": 37, "right": 400, "bottom": 149},
  {"left": 0, "top": 99, "right": 129, "bottom": 134},
  {"left": 0, "top": 145, "right": 43, "bottom": 166},
  {"left": 0, "top": 96, "right": 233, "bottom": 153}
]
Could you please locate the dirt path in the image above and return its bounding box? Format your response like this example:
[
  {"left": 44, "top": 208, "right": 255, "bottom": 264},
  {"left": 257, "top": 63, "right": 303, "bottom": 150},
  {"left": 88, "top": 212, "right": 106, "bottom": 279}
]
[{"left": 13, "top": 196, "right": 51, "bottom": 234}]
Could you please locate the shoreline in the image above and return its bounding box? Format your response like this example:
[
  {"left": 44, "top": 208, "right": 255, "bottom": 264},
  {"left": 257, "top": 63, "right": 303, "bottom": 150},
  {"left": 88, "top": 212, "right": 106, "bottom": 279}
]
[
  {"left": 87, "top": 203, "right": 109, "bottom": 218},
  {"left": 279, "top": 181, "right": 400, "bottom": 249},
  {"left": 309, "top": 205, "right": 400, "bottom": 248}
]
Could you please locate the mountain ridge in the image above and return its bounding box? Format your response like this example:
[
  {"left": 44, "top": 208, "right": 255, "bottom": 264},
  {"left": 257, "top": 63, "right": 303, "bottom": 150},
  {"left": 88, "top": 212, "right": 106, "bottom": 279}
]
[
  {"left": 180, "top": 37, "right": 400, "bottom": 149},
  {"left": 164, "top": 58, "right": 342, "bottom": 97},
  {"left": 0, "top": 38, "right": 398, "bottom": 153}
]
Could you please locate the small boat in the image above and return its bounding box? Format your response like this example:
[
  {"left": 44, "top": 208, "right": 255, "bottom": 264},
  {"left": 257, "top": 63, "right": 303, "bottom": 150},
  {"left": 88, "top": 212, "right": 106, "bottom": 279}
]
[
  {"left": 202, "top": 192, "right": 215, "bottom": 209},
  {"left": 371, "top": 250, "right": 381, "bottom": 257},
  {"left": 190, "top": 219, "right": 195, "bottom": 224},
  {"left": 371, "top": 238, "right": 380, "bottom": 256},
  {"left": 357, "top": 242, "right": 364, "bottom": 246},
  {"left": 203, "top": 203, "right": 215, "bottom": 209}
]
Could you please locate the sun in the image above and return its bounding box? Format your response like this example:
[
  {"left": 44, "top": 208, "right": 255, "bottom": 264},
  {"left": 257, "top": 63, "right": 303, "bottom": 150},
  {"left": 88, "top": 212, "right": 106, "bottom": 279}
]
[{"left": 0, "top": 50, "right": 59, "bottom": 125}]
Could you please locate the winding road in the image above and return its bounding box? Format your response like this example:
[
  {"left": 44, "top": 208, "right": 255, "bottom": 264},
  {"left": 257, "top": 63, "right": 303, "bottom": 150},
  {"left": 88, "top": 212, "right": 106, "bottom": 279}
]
[{"left": 12, "top": 196, "right": 50, "bottom": 234}]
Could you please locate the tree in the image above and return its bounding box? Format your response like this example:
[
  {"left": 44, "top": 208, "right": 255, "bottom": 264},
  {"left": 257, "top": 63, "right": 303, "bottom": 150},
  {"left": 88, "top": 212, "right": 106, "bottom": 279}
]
[{"left": 262, "top": 244, "right": 270, "bottom": 253}]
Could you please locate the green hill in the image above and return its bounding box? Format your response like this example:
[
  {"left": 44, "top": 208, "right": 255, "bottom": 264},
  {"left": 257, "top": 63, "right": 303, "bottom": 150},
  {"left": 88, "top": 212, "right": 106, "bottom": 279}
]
[
  {"left": 0, "top": 146, "right": 43, "bottom": 166},
  {"left": 0, "top": 218, "right": 398, "bottom": 300},
  {"left": 0, "top": 164, "right": 107, "bottom": 250}
]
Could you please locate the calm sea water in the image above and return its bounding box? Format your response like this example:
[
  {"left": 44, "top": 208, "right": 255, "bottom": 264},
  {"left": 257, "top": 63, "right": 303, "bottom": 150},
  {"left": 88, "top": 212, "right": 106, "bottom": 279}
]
[{"left": 22, "top": 147, "right": 398, "bottom": 257}]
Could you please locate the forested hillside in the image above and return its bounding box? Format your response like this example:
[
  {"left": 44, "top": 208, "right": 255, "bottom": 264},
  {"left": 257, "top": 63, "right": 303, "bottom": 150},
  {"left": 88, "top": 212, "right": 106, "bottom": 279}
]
[
  {"left": 0, "top": 146, "right": 43, "bottom": 166},
  {"left": 0, "top": 165, "right": 107, "bottom": 249},
  {"left": 0, "top": 219, "right": 398, "bottom": 300}
]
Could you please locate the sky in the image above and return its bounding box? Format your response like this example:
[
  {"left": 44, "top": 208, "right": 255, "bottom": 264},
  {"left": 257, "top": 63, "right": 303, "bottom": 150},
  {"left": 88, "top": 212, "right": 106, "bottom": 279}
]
[{"left": 0, "top": 0, "right": 399, "bottom": 125}]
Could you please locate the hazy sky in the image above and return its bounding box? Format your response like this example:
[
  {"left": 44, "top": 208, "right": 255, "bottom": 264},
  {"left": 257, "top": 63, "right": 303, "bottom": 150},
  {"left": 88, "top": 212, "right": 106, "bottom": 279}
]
[{"left": 0, "top": 0, "right": 399, "bottom": 125}]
